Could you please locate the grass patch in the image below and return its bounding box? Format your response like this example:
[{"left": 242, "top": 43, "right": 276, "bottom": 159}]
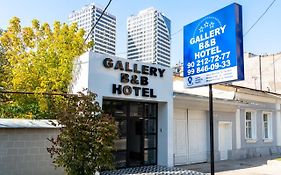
[{"left": 274, "top": 157, "right": 281, "bottom": 161}]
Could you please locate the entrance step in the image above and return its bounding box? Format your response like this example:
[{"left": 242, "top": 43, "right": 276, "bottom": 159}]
[{"left": 101, "top": 165, "right": 206, "bottom": 175}]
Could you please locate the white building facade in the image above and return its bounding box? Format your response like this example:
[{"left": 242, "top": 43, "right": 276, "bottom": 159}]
[
  {"left": 127, "top": 8, "right": 171, "bottom": 67},
  {"left": 173, "top": 77, "right": 281, "bottom": 165},
  {"left": 72, "top": 51, "right": 174, "bottom": 168},
  {"left": 69, "top": 3, "right": 116, "bottom": 55}
]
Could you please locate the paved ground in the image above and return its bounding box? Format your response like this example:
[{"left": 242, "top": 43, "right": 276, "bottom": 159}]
[
  {"left": 100, "top": 155, "right": 281, "bottom": 175},
  {"left": 178, "top": 155, "right": 281, "bottom": 175},
  {"left": 101, "top": 165, "right": 207, "bottom": 175}
]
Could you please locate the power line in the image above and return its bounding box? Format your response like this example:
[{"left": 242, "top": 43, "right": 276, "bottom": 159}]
[
  {"left": 0, "top": 90, "right": 75, "bottom": 96},
  {"left": 118, "top": 1, "right": 277, "bottom": 56},
  {"left": 243, "top": 0, "right": 276, "bottom": 37},
  {"left": 171, "top": 28, "right": 182, "bottom": 38},
  {"left": 84, "top": 0, "right": 113, "bottom": 42}
]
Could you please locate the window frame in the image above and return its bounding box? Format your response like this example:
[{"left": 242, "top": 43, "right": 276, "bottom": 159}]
[
  {"left": 245, "top": 110, "right": 257, "bottom": 142},
  {"left": 262, "top": 112, "right": 273, "bottom": 142}
]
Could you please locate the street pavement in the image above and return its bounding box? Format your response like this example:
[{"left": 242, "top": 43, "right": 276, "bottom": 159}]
[{"left": 178, "top": 155, "right": 281, "bottom": 175}]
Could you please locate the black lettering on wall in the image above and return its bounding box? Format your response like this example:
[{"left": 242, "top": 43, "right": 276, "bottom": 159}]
[
  {"left": 130, "top": 75, "right": 139, "bottom": 84},
  {"left": 150, "top": 67, "right": 158, "bottom": 76},
  {"left": 140, "top": 76, "right": 148, "bottom": 85},
  {"left": 133, "top": 64, "right": 141, "bottom": 74},
  {"left": 114, "top": 60, "right": 124, "bottom": 70},
  {"left": 112, "top": 84, "right": 122, "bottom": 94},
  {"left": 103, "top": 58, "right": 113, "bottom": 68},
  {"left": 121, "top": 73, "right": 129, "bottom": 83},
  {"left": 142, "top": 65, "right": 149, "bottom": 75},
  {"left": 132, "top": 86, "right": 141, "bottom": 96},
  {"left": 150, "top": 89, "right": 157, "bottom": 98},
  {"left": 125, "top": 62, "right": 133, "bottom": 72},
  {"left": 142, "top": 88, "right": 150, "bottom": 97},
  {"left": 123, "top": 85, "right": 132, "bottom": 95},
  {"left": 158, "top": 68, "right": 166, "bottom": 77}
]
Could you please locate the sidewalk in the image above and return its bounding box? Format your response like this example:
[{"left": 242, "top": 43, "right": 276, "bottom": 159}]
[
  {"left": 101, "top": 165, "right": 207, "bottom": 175},
  {"left": 177, "top": 155, "right": 281, "bottom": 175}
]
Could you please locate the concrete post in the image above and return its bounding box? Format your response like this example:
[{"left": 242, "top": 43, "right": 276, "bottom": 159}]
[
  {"left": 236, "top": 108, "right": 241, "bottom": 149},
  {"left": 276, "top": 104, "right": 281, "bottom": 146}
]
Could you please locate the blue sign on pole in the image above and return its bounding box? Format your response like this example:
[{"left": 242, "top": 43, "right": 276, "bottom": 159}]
[{"left": 183, "top": 3, "right": 244, "bottom": 88}]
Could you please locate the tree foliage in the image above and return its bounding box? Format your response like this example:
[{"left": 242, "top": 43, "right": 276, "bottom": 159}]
[
  {"left": 0, "top": 17, "right": 92, "bottom": 118},
  {"left": 0, "top": 28, "right": 6, "bottom": 89},
  {"left": 47, "top": 90, "right": 118, "bottom": 175}
]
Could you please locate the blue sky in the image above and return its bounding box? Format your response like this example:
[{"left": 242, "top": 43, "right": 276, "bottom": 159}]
[{"left": 0, "top": 0, "right": 280, "bottom": 66}]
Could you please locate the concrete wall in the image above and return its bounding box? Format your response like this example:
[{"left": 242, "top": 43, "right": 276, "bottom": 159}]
[
  {"left": 234, "top": 52, "right": 281, "bottom": 93},
  {"left": 0, "top": 128, "right": 63, "bottom": 175},
  {"left": 240, "top": 109, "right": 277, "bottom": 148},
  {"left": 228, "top": 106, "right": 281, "bottom": 160},
  {"left": 213, "top": 111, "right": 236, "bottom": 161}
]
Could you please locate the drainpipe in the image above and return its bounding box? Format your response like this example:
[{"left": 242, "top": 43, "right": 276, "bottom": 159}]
[
  {"left": 259, "top": 55, "right": 262, "bottom": 90},
  {"left": 273, "top": 54, "right": 276, "bottom": 92}
]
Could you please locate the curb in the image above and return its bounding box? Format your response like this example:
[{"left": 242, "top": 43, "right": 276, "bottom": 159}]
[{"left": 267, "top": 160, "right": 281, "bottom": 166}]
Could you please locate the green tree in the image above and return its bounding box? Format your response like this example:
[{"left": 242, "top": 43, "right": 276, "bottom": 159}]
[
  {"left": 0, "top": 17, "right": 92, "bottom": 118},
  {"left": 48, "top": 90, "right": 118, "bottom": 175},
  {"left": 0, "top": 28, "right": 6, "bottom": 89}
]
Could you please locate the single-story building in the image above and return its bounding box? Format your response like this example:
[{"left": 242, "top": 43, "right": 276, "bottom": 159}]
[{"left": 173, "top": 76, "right": 281, "bottom": 165}]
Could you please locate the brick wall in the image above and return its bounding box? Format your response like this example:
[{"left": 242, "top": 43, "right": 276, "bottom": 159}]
[{"left": 0, "top": 128, "right": 63, "bottom": 175}]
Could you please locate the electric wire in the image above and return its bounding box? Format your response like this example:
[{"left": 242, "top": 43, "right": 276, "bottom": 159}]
[
  {"left": 84, "top": 0, "right": 113, "bottom": 42},
  {"left": 118, "top": 1, "right": 277, "bottom": 56},
  {"left": 243, "top": 0, "right": 276, "bottom": 37}
]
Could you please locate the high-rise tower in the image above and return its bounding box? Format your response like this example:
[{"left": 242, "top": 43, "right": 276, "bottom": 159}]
[
  {"left": 127, "top": 7, "right": 171, "bottom": 67},
  {"left": 69, "top": 3, "right": 116, "bottom": 55}
]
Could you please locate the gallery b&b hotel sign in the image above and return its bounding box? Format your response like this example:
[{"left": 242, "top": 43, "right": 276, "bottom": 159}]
[{"left": 103, "top": 57, "right": 166, "bottom": 98}]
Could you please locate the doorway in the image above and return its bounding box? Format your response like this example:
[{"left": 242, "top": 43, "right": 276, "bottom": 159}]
[
  {"left": 103, "top": 99, "right": 157, "bottom": 168},
  {"left": 218, "top": 122, "right": 232, "bottom": 160},
  {"left": 173, "top": 109, "right": 207, "bottom": 165}
]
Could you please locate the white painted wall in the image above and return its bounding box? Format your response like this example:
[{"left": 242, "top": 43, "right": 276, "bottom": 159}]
[
  {"left": 173, "top": 108, "right": 207, "bottom": 165},
  {"left": 71, "top": 52, "right": 89, "bottom": 94},
  {"left": 72, "top": 51, "right": 174, "bottom": 167}
]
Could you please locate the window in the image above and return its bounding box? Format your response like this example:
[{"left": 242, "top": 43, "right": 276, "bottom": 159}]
[
  {"left": 263, "top": 112, "right": 273, "bottom": 140},
  {"left": 245, "top": 111, "right": 256, "bottom": 141}
]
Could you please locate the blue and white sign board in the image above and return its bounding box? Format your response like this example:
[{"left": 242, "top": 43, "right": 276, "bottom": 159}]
[{"left": 184, "top": 3, "right": 244, "bottom": 88}]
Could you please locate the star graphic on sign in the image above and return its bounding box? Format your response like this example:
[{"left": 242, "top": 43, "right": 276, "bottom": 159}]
[
  {"left": 199, "top": 26, "right": 204, "bottom": 33},
  {"left": 204, "top": 22, "right": 209, "bottom": 28},
  {"left": 209, "top": 22, "right": 215, "bottom": 28}
]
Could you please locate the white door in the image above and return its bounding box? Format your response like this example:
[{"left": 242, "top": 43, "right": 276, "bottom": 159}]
[
  {"left": 188, "top": 110, "right": 208, "bottom": 163},
  {"left": 173, "top": 109, "right": 188, "bottom": 165},
  {"left": 219, "top": 122, "right": 232, "bottom": 160},
  {"left": 173, "top": 109, "right": 207, "bottom": 165}
]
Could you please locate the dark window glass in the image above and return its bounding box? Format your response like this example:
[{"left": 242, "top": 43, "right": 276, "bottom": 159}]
[
  {"left": 145, "top": 119, "right": 156, "bottom": 134},
  {"left": 144, "top": 149, "right": 156, "bottom": 165},
  {"left": 145, "top": 103, "right": 157, "bottom": 118},
  {"left": 102, "top": 100, "right": 111, "bottom": 114},
  {"left": 103, "top": 99, "right": 157, "bottom": 168},
  {"left": 130, "top": 102, "right": 143, "bottom": 117},
  {"left": 113, "top": 151, "right": 126, "bottom": 168},
  {"left": 144, "top": 135, "right": 156, "bottom": 149},
  {"left": 112, "top": 101, "right": 127, "bottom": 117}
]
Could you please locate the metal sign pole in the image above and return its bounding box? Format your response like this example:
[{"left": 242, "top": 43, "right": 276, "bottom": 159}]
[{"left": 209, "top": 84, "right": 215, "bottom": 175}]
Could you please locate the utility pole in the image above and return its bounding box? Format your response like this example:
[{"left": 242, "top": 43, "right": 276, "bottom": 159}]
[
  {"left": 259, "top": 55, "right": 262, "bottom": 90},
  {"left": 273, "top": 54, "right": 276, "bottom": 92}
]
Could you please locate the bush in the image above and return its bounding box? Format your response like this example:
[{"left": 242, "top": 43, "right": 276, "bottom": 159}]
[{"left": 48, "top": 90, "right": 117, "bottom": 175}]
